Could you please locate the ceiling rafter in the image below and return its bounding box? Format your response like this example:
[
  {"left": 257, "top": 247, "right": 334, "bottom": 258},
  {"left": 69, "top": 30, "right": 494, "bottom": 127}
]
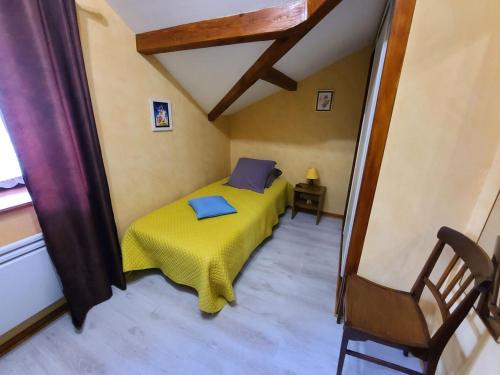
[
  {"left": 208, "top": 0, "right": 342, "bottom": 121},
  {"left": 261, "top": 68, "right": 297, "bottom": 91},
  {"left": 136, "top": 0, "right": 308, "bottom": 55}
]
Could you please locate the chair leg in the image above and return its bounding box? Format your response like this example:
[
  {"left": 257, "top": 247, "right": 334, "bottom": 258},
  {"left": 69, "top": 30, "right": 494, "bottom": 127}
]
[
  {"left": 336, "top": 279, "right": 347, "bottom": 324},
  {"left": 336, "top": 328, "right": 349, "bottom": 375},
  {"left": 424, "top": 356, "right": 439, "bottom": 375}
]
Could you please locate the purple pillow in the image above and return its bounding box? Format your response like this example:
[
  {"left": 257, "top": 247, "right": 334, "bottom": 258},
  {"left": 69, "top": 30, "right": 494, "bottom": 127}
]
[
  {"left": 227, "top": 157, "right": 276, "bottom": 193},
  {"left": 265, "top": 168, "right": 282, "bottom": 188}
]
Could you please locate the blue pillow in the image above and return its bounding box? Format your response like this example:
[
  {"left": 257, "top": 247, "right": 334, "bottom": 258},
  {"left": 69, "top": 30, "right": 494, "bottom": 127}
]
[{"left": 188, "top": 196, "right": 237, "bottom": 220}]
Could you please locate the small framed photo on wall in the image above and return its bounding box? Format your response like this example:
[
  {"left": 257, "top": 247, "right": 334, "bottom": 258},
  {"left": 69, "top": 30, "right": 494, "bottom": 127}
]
[
  {"left": 150, "top": 98, "right": 173, "bottom": 131},
  {"left": 315, "top": 90, "right": 334, "bottom": 112}
]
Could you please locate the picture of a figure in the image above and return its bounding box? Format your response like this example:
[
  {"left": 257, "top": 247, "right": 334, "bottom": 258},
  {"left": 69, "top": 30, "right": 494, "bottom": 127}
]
[
  {"left": 155, "top": 105, "right": 168, "bottom": 127},
  {"left": 150, "top": 100, "right": 173, "bottom": 131}
]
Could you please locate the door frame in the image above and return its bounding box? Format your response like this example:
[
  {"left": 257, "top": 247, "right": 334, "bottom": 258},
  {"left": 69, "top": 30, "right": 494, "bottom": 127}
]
[{"left": 335, "top": 0, "right": 416, "bottom": 314}]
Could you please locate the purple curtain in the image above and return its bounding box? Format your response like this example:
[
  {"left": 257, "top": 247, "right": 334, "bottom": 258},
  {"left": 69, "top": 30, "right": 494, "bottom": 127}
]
[{"left": 0, "top": 0, "right": 125, "bottom": 327}]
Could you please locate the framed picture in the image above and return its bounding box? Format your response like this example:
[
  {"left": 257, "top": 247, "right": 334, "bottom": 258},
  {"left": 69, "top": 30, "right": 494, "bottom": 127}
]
[
  {"left": 315, "top": 90, "right": 334, "bottom": 112},
  {"left": 150, "top": 99, "right": 173, "bottom": 131}
]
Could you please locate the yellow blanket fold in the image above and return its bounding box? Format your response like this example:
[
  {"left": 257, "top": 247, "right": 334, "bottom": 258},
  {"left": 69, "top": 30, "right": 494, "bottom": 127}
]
[{"left": 121, "top": 177, "right": 292, "bottom": 313}]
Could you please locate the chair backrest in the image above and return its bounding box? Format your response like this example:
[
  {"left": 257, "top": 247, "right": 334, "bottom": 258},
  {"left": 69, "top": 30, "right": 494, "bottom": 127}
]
[{"left": 411, "top": 226, "right": 494, "bottom": 352}]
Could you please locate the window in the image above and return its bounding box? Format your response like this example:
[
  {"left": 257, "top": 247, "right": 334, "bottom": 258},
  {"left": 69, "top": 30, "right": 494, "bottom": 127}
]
[
  {"left": 0, "top": 113, "right": 30, "bottom": 212},
  {"left": 0, "top": 113, "right": 24, "bottom": 189}
]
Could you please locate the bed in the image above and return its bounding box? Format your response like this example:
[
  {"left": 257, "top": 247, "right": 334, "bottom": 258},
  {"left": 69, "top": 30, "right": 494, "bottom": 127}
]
[{"left": 121, "top": 177, "right": 292, "bottom": 313}]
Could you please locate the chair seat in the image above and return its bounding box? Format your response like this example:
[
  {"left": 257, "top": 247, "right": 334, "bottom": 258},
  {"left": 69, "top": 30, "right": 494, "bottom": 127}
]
[{"left": 344, "top": 275, "right": 430, "bottom": 348}]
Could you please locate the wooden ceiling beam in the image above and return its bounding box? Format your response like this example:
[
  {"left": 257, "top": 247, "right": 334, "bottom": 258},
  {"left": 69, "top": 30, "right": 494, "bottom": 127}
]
[
  {"left": 208, "top": 0, "right": 342, "bottom": 121},
  {"left": 136, "top": 1, "right": 307, "bottom": 55},
  {"left": 261, "top": 68, "right": 297, "bottom": 91}
]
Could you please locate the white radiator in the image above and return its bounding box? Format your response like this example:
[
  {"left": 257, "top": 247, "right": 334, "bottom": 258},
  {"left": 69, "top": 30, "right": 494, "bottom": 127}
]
[{"left": 0, "top": 233, "right": 63, "bottom": 336}]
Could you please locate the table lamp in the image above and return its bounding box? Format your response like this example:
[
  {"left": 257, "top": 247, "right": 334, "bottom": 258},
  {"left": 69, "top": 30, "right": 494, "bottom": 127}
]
[{"left": 305, "top": 167, "right": 319, "bottom": 186}]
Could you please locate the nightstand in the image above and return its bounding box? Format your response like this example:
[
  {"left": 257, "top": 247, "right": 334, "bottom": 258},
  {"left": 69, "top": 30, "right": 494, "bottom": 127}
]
[{"left": 292, "top": 183, "right": 326, "bottom": 225}]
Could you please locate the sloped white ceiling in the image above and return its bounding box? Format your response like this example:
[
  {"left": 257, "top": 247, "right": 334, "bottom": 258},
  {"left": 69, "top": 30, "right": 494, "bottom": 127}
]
[
  {"left": 107, "top": 0, "right": 386, "bottom": 115},
  {"left": 155, "top": 42, "right": 276, "bottom": 115}
]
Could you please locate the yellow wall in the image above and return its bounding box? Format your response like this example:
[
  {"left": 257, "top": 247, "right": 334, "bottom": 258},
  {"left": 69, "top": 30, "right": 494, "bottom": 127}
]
[
  {"left": 466, "top": 147, "right": 500, "bottom": 240},
  {"left": 227, "top": 47, "right": 371, "bottom": 215},
  {"left": 358, "top": 0, "right": 500, "bottom": 373},
  {"left": 0, "top": 206, "right": 40, "bottom": 247},
  {"left": 76, "top": 0, "right": 231, "bottom": 236}
]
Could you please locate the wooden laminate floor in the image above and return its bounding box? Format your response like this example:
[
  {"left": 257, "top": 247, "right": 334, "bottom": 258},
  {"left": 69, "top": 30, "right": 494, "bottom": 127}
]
[{"left": 0, "top": 210, "right": 420, "bottom": 374}]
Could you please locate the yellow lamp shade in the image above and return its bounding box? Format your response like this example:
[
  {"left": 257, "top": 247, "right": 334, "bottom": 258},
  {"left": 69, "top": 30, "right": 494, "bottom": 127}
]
[{"left": 306, "top": 167, "right": 319, "bottom": 180}]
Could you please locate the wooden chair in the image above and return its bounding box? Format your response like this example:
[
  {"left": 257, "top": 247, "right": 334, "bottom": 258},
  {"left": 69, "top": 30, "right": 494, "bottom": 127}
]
[{"left": 336, "top": 226, "right": 494, "bottom": 375}]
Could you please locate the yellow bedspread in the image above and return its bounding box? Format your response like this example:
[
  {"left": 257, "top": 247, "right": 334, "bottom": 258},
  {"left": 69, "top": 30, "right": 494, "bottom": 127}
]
[{"left": 121, "top": 177, "right": 292, "bottom": 313}]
